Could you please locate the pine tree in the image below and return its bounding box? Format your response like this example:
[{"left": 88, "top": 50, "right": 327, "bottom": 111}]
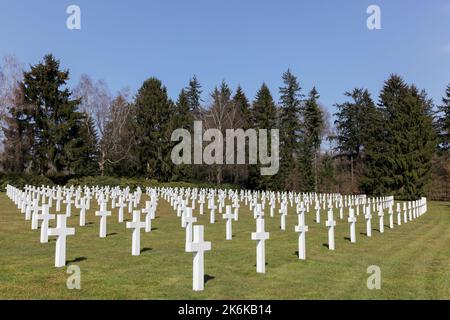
[
  {"left": 186, "top": 75, "right": 203, "bottom": 118},
  {"left": 21, "top": 54, "right": 86, "bottom": 176},
  {"left": 249, "top": 83, "right": 278, "bottom": 190},
  {"left": 71, "top": 114, "right": 99, "bottom": 176},
  {"left": 134, "top": 77, "right": 175, "bottom": 181},
  {"left": 174, "top": 89, "right": 193, "bottom": 130},
  {"left": 302, "top": 87, "right": 324, "bottom": 192},
  {"left": 363, "top": 75, "right": 436, "bottom": 199},
  {"left": 252, "top": 83, "right": 277, "bottom": 130},
  {"left": 334, "top": 88, "right": 376, "bottom": 192},
  {"left": 232, "top": 86, "right": 251, "bottom": 129},
  {"left": 437, "top": 84, "right": 450, "bottom": 152},
  {"left": 278, "top": 69, "right": 303, "bottom": 190},
  {"left": 172, "top": 89, "right": 193, "bottom": 181}
]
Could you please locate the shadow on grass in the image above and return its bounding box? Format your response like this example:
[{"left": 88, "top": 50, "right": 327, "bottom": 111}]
[
  {"left": 141, "top": 247, "right": 152, "bottom": 253},
  {"left": 322, "top": 243, "right": 329, "bottom": 249},
  {"left": 107, "top": 233, "right": 118, "bottom": 236},
  {"left": 67, "top": 257, "right": 87, "bottom": 264},
  {"left": 204, "top": 274, "right": 215, "bottom": 285}
]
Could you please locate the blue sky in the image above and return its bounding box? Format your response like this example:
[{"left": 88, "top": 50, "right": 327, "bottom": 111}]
[{"left": 1, "top": 0, "right": 449, "bottom": 115}]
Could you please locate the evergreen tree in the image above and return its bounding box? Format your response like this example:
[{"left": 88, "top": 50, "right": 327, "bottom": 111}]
[
  {"left": 232, "top": 86, "right": 251, "bottom": 129},
  {"left": 21, "top": 54, "right": 86, "bottom": 176},
  {"left": 437, "top": 84, "right": 450, "bottom": 152},
  {"left": 249, "top": 83, "right": 278, "bottom": 190},
  {"left": 278, "top": 69, "right": 303, "bottom": 190},
  {"left": 186, "top": 75, "right": 203, "bottom": 118},
  {"left": 172, "top": 89, "right": 193, "bottom": 181},
  {"left": 71, "top": 114, "right": 99, "bottom": 176},
  {"left": 334, "top": 88, "right": 376, "bottom": 191},
  {"left": 363, "top": 75, "right": 436, "bottom": 199},
  {"left": 134, "top": 77, "right": 175, "bottom": 181},
  {"left": 302, "top": 87, "right": 324, "bottom": 192},
  {"left": 318, "top": 152, "right": 337, "bottom": 193}
]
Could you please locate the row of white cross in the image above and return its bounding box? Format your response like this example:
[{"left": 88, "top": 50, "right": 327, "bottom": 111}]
[{"left": 6, "top": 184, "right": 427, "bottom": 291}]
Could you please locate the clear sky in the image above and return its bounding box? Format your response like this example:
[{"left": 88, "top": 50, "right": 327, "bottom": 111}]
[{"left": 1, "top": 0, "right": 449, "bottom": 115}]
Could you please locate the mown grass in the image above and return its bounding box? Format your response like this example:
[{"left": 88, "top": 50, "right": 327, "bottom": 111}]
[{"left": 0, "top": 192, "right": 449, "bottom": 300}]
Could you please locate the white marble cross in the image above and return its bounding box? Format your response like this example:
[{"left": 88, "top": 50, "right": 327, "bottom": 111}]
[
  {"left": 315, "top": 200, "right": 321, "bottom": 224},
  {"left": 199, "top": 197, "right": 205, "bottom": 215},
  {"left": 117, "top": 196, "right": 126, "bottom": 223},
  {"left": 55, "top": 189, "right": 63, "bottom": 212},
  {"left": 280, "top": 202, "right": 287, "bottom": 231},
  {"left": 76, "top": 197, "right": 88, "bottom": 227},
  {"left": 232, "top": 200, "right": 240, "bottom": 221},
  {"left": 48, "top": 214, "right": 75, "bottom": 267},
  {"left": 126, "top": 210, "right": 146, "bottom": 256},
  {"left": 294, "top": 204, "right": 308, "bottom": 260},
  {"left": 403, "top": 202, "right": 408, "bottom": 224},
  {"left": 396, "top": 203, "right": 402, "bottom": 226},
  {"left": 95, "top": 201, "right": 111, "bottom": 238},
  {"left": 348, "top": 206, "right": 357, "bottom": 243},
  {"left": 39, "top": 204, "right": 55, "bottom": 243},
  {"left": 378, "top": 205, "right": 384, "bottom": 233},
  {"left": 209, "top": 199, "right": 216, "bottom": 224},
  {"left": 251, "top": 217, "right": 269, "bottom": 273},
  {"left": 185, "top": 225, "right": 211, "bottom": 291},
  {"left": 222, "top": 206, "right": 234, "bottom": 240},
  {"left": 142, "top": 200, "right": 155, "bottom": 233},
  {"left": 183, "top": 207, "right": 197, "bottom": 246},
  {"left": 64, "top": 194, "right": 74, "bottom": 217},
  {"left": 325, "top": 205, "right": 336, "bottom": 250},
  {"left": 388, "top": 204, "right": 394, "bottom": 229},
  {"left": 365, "top": 205, "right": 372, "bottom": 237},
  {"left": 31, "top": 199, "right": 41, "bottom": 230}
]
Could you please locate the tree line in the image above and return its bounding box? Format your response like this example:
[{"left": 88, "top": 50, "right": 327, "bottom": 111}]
[{"left": 0, "top": 54, "right": 448, "bottom": 200}]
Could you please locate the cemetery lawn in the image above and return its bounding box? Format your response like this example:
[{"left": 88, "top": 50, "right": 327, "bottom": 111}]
[{"left": 0, "top": 193, "right": 449, "bottom": 300}]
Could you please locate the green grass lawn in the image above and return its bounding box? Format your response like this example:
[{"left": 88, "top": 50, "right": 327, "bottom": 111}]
[{"left": 0, "top": 192, "right": 449, "bottom": 300}]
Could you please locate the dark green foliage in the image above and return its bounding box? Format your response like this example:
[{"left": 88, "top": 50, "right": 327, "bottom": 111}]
[
  {"left": 20, "top": 54, "right": 93, "bottom": 176},
  {"left": 248, "top": 83, "right": 278, "bottom": 190},
  {"left": 318, "top": 153, "right": 337, "bottom": 193},
  {"left": 134, "top": 77, "right": 175, "bottom": 181},
  {"left": 302, "top": 87, "right": 324, "bottom": 191},
  {"left": 362, "top": 75, "right": 436, "bottom": 199},
  {"left": 172, "top": 89, "right": 194, "bottom": 181},
  {"left": 232, "top": 85, "right": 251, "bottom": 129},
  {"left": 185, "top": 75, "right": 203, "bottom": 117},
  {"left": 334, "top": 88, "right": 377, "bottom": 192},
  {"left": 71, "top": 114, "right": 99, "bottom": 176},
  {"left": 278, "top": 69, "right": 303, "bottom": 189},
  {"left": 437, "top": 84, "right": 450, "bottom": 152},
  {"left": 0, "top": 173, "right": 54, "bottom": 190}
]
